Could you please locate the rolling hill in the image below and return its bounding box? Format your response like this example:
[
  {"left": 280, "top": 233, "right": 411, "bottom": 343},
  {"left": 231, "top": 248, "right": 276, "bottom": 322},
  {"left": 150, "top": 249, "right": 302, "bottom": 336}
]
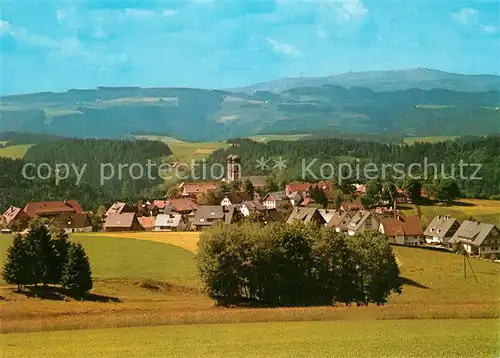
[{"left": 1, "top": 69, "right": 499, "bottom": 141}]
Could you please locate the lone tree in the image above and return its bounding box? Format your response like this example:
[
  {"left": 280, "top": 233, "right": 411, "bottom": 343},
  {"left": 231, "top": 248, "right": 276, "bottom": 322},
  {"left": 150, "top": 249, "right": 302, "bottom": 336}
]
[
  {"left": 61, "top": 243, "right": 93, "bottom": 298},
  {"left": 2, "top": 234, "right": 33, "bottom": 291},
  {"left": 244, "top": 179, "right": 255, "bottom": 198}
]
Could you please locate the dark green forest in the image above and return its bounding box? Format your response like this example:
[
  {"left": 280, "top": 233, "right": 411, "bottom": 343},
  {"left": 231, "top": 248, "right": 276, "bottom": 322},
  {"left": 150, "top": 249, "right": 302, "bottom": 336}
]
[
  {"left": 0, "top": 139, "right": 172, "bottom": 212},
  {"left": 201, "top": 136, "right": 500, "bottom": 199}
]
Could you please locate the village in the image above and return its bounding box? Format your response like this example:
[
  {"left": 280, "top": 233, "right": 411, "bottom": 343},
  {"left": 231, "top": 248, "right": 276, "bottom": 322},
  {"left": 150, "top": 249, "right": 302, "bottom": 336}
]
[{"left": 2, "top": 155, "right": 499, "bottom": 258}]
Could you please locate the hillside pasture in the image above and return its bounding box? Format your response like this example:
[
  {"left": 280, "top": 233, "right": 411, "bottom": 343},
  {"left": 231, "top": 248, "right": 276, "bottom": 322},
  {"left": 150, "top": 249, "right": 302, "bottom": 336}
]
[
  {"left": 135, "top": 135, "right": 230, "bottom": 162},
  {"left": 3, "top": 319, "right": 499, "bottom": 358},
  {"left": 0, "top": 144, "right": 33, "bottom": 159},
  {"left": 401, "top": 199, "right": 500, "bottom": 226},
  {"left": 0, "top": 232, "right": 499, "bottom": 334}
]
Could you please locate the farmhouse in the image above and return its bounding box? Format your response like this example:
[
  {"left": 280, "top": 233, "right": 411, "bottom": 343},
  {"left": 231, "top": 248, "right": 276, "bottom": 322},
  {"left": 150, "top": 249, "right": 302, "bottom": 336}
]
[
  {"left": 164, "top": 198, "right": 198, "bottom": 215},
  {"left": 346, "top": 210, "right": 379, "bottom": 236},
  {"left": 340, "top": 200, "right": 365, "bottom": 212},
  {"left": 154, "top": 214, "right": 186, "bottom": 232},
  {"left": 317, "top": 209, "right": 336, "bottom": 224},
  {"left": 193, "top": 205, "right": 235, "bottom": 230},
  {"left": 105, "top": 202, "right": 135, "bottom": 217},
  {"left": 448, "top": 221, "right": 500, "bottom": 256},
  {"left": 178, "top": 182, "right": 218, "bottom": 197},
  {"left": 379, "top": 215, "right": 423, "bottom": 246},
  {"left": 104, "top": 213, "right": 142, "bottom": 232},
  {"left": 423, "top": 215, "right": 460, "bottom": 245},
  {"left": 24, "top": 200, "right": 83, "bottom": 218},
  {"left": 262, "top": 191, "right": 289, "bottom": 210},
  {"left": 220, "top": 192, "right": 253, "bottom": 206},
  {"left": 137, "top": 216, "right": 156, "bottom": 231},
  {"left": 2, "top": 206, "right": 30, "bottom": 228},
  {"left": 50, "top": 213, "right": 93, "bottom": 233},
  {"left": 286, "top": 207, "right": 326, "bottom": 226},
  {"left": 326, "top": 210, "right": 353, "bottom": 233},
  {"left": 239, "top": 200, "right": 266, "bottom": 217}
]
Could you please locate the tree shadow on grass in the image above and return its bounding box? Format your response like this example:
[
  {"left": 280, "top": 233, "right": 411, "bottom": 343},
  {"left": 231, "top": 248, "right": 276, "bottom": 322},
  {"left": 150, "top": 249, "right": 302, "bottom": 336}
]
[
  {"left": 399, "top": 277, "right": 429, "bottom": 289},
  {"left": 21, "top": 286, "right": 120, "bottom": 302}
]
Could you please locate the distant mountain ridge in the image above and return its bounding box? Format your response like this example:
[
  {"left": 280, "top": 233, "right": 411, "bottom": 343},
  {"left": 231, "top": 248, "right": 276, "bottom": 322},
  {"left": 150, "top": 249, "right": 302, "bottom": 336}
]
[
  {"left": 228, "top": 68, "right": 500, "bottom": 94},
  {"left": 1, "top": 69, "right": 499, "bottom": 141}
]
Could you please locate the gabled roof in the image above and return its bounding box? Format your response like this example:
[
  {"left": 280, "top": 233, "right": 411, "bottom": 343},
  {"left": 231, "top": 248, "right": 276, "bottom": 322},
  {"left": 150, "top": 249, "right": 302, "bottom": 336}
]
[
  {"left": 50, "top": 213, "right": 92, "bottom": 229},
  {"left": 24, "top": 200, "right": 83, "bottom": 217},
  {"left": 326, "top": 210, "right": 352, "bottom": 228},
  {"left": 317, "top": 209, "right": 336, "bottom": 223},
  {"left": 154, "top": 214, "right": 183, "bottom": 228},
  {"left": 449, "top": 221, "right": 499, "bottom": 247},
  {"left": 423, "top": 215, "right": 459, "bottom": 238},
  {"left": 2, "top": 206, "right": 24, "bottom": 224},
  {"left": 152, "top": 200, "right": 170, "bottom": 210},
  {"left": 223, "top": 192, "right": 253, "bottom": 205},
  {"left": 104, "top": 213, "right": 137, "bottom": 228},
  {"left": 168, "top": 198, "right": 198, "bottom": 212},
  {"left": 263, "top": 191, "right": 288, "bottom": 202},
  {"left": 347, "top": 210, "right": 372, "bottom": 231},
  {"left": 286, "top": 183, "right": 312, "bottom": 193},
  {"left": 341, "top": 200, "right": 365, "bottom": 212},
  {"left": 194, "top": 205, "right": 235, "bottom": 226},
  {"left": 381, "top": 215, "right": 423, "bottom": 237},
  {"left": 106, "top": 202, "right": 129, "bottom": 216},
  {"left": 286, "top": 207, "right": 326, "bottom": 225},
  {"left": 138, "top": 216, "right": 156, "bottom": 229},
  {"left": 243, "top": 176, "right": 267, "bottom": 188},
  {"left": 240, "top": 200, "right": 266, "bottom": 212}
]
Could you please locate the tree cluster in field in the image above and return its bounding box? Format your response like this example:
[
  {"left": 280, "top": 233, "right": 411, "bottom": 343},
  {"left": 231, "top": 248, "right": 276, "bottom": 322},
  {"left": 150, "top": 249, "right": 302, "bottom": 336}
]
[
  {"left": 197, "top": 222, "right": 402, "bottom": 307},
  {"left": 2, "top": 219, "right": 93, "bottom": 297}
]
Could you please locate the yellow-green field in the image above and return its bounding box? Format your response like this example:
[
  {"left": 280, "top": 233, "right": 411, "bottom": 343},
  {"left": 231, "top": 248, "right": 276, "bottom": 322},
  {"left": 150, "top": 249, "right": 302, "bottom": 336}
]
[
  {"left": 0, "top": 144, "right": 33, "bottom": 159},
  {"left": 4, "top": 319, "right": 499, "bottom": 358},
  {"left": 401, "top": 199, "right": 500, "bottom": 226},
  {"left": 135, "top": 135, "right": 230, "bottom": 162},
  {"left": 1, "top": 231, "right": 499, "bottom": 357}
]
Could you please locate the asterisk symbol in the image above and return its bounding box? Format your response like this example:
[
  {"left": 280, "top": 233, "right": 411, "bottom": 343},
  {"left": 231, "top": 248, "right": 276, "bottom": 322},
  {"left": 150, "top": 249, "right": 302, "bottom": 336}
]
[
  {"left": 273, "top": 157, "right": 287, "bottom": 171},
  {"left": 255, "top": 157, "right": 269, "bottom": 170}
]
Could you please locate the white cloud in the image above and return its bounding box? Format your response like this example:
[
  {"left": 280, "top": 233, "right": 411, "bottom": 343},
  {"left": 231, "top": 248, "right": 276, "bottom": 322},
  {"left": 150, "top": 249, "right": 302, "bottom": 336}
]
[
  {"left": 316, "top": 28, "right": 328, "bottom": 39},
  {"left": 123, "top": 8, "right": 177, "bottom": 19},
  {"left": 0, "top": 20, "right": 58, "bottom": 48},
  {"left": 338, "top": 0, "right": 368, "bottom": 21},
  {"left": 266, "top": 37, "right": 301, "bottom": 57},
  {"left": 451, "top": 8, "right": 478, "bottom": 25},
  {"left": 162, "top": 9, "right": 178, "bottom": 17},
  {"left": 482, "top": 25, "right": 499, "bottom": 34}
]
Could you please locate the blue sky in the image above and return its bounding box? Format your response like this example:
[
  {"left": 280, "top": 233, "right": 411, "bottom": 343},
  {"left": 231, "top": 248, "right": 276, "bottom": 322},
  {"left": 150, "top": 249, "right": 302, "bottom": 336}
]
[{"left": 1, "top": 0, "right": 499, "bottom": 94}]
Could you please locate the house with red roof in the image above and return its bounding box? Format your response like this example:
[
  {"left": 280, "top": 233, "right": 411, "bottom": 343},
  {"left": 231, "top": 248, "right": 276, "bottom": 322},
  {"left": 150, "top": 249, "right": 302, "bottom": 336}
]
[
  {"left": 379, "top": 215, "right": 423, "bottom": 246},
  {"left": 23, "top": 200, "right": 83, "bottom": 218}
]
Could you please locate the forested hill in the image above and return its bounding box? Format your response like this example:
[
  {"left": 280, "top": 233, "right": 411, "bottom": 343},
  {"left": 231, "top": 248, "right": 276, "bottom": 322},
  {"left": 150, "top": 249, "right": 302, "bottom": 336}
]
[
  {"left": 1, "top": 84, "right": 499, "bottom": 141},
  {"left": 202, "top": 136, "right": 500, "bottom": 199},
  {"left": 0, "top": 138, "right": 172, "bottom": 212}
]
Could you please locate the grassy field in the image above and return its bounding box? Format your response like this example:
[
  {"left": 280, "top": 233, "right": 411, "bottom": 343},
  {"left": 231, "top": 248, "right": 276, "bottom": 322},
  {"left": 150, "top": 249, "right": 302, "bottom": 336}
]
[
  {"left": 0, "top": 234, "right": 198, "bottom": 285},
  {"left": 401, "top": 199, "right": 500, "bottom": 226},
  {"left": 0, "top": 144, "right": 33, "bottom": 159},
  {"left": 3, "top": 319, "right": 499, "bottom": 358},
  {"left": 1, "top": 230, "right": 499, "bottom": 358},
  {"left": 135, "top": 135, "right": 230, "bottom": 162}
]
